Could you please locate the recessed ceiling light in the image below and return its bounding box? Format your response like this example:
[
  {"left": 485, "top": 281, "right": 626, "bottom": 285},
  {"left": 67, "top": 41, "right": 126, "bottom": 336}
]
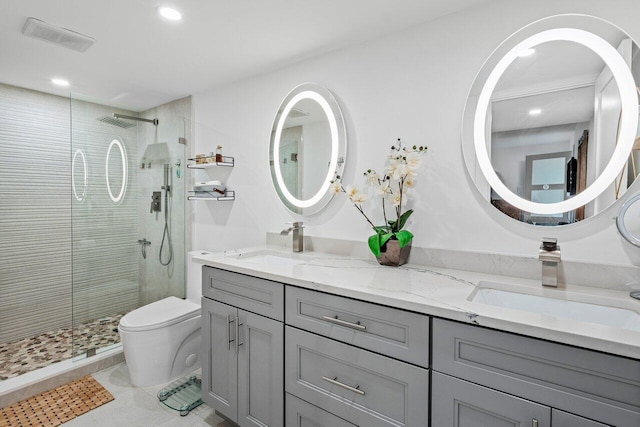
[
  {"left": 518, "top": 48, "right": 536, "bottom": 58},
  {"left": 529, "top": 108, "right": 542, "bottom": 115},
  {"left": 158, "top": 7, "right": 182, "bottom": 21},
  {"left": 51, "top": 78, "right": 70, "bottom": 87}
]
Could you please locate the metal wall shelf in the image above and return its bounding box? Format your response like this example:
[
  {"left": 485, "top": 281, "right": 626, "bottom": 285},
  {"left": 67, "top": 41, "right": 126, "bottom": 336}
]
[
  {"left": 188, "top": 190, "right": 235, "bottom": 201},
  {"left": 187, "top": 155, "right": 234, "bottom": 169}
]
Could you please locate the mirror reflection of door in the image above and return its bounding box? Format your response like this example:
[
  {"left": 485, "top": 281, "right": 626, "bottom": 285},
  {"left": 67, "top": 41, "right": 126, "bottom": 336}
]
[
  {"left": 524, "top": 151, "right": 571, "bottom": 224},
  {"left": 280, "top": 126, "right": 302, "bottom": 199},
  {"left": 485, "top": 35, "right": 637, "bottom": 225}
]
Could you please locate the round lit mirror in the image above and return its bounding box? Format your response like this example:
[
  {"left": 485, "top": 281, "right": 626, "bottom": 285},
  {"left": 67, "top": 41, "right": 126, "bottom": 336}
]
[
  {"left": 462, "top": 15, "right": 640, "bottom": 226},
  {"left": 270, "top": 83, "right": 347, "bottom": 215},
  {"left": 106, "top": 138, "right": 128, "bottom": 203},
  {"left": 617, "top": 192, "right": 640, "bottom": 247}
]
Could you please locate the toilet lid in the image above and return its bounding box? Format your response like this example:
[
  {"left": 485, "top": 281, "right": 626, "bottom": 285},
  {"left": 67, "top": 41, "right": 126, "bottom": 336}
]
[{"left": 119, "top": 296, "right": 200, "bottom": 332}]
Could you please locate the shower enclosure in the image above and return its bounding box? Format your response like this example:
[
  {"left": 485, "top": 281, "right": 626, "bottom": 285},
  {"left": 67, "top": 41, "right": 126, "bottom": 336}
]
[
  {"left": 0, "top": 82, "right": 189, "bottom": 385},
  {"left": 70, "top": 95, "right": 188, "bottom": 359}
]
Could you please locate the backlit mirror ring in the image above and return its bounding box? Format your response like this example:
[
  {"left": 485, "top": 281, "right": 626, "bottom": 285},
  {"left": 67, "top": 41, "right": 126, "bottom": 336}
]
[
  {"left": 616, "top": 193, "right": 640, "bottom": 248},
  {"left": 72, "top": 148, "right": 88, "bottom": 202},
  {"left": 270, "top": 83, "right": 347, "bottom": 215},
  {"left": 106, "top": 138, "right": 127, "bottom": 203},
  {"left": 474, "top": 28, "right": 639, "bottom": 215}
]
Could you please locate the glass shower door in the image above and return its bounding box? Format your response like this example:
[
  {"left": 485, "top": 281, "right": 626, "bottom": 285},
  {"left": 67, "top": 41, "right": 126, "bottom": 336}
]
[
  {"left": 70, "top": 95, "right": 140, "bottom": 358},
  {"left": 137, "top": 116, "right": 187, "bottom": 306}
]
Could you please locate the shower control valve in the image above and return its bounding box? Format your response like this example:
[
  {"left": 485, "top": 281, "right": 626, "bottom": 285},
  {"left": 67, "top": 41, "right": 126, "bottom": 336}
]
[{"left": 151, "top": 191, "right": 162, "bottom": 213}]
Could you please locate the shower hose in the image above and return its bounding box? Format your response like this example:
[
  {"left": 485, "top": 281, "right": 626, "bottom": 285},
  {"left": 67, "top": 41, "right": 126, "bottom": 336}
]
[{"left": 159, "top": 187, "right": 173, "bottom": 266}]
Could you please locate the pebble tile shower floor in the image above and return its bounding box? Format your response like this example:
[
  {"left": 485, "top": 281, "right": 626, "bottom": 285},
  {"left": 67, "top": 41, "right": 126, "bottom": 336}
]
[{"left": 0, "top": 314, "right": 124, "bottom": 381}]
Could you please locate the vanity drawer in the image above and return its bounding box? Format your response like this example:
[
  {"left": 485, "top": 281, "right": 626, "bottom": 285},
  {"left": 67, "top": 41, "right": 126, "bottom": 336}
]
[
  {"left": 285, "top": 326, "right": 429, "bottom": 426},
  {"left": 202, "top": 267, "right": 284, "bottom": 321},
  {"left": 432, "top": 318, "right": 640, "bottom": 426},
  {"left": 285, "top": 286, "right": 429, "bottom": 367},
  {"left": 286, "top": 393, "right": 356, "bottom": 427}
]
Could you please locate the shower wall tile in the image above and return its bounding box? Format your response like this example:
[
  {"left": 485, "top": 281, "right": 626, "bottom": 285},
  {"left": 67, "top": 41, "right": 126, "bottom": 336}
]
[
  {"left": 0, "top": 84, "right": 73, "bottom": 343},
  {"left": 0, "top": 83, "right": 139, "bottom": 343}
]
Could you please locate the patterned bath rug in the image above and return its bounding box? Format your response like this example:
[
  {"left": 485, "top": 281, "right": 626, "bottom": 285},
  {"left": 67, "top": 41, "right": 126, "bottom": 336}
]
[{"left": 0, "top": 375, "right": 114, "bottom": 426}]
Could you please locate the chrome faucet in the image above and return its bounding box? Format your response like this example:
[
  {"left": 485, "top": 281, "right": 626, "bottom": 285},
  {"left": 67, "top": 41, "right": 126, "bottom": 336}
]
[
  {"left": 281, "top": 221, "right": 304, "bottom": 252},
  {"left": 539, "top": 237, "right": 561, "bottom": 287}
]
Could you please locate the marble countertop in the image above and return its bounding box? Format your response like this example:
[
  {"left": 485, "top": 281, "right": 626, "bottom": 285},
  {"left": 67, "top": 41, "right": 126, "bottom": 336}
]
[{"left": 193, "top": 246, "right": 640, "bottom": 360}]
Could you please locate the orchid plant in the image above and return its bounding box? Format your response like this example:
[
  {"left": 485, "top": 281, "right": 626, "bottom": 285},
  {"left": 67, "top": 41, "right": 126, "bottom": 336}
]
[{"left": 331, "top": 139, "right": 427, "bottom": 257}]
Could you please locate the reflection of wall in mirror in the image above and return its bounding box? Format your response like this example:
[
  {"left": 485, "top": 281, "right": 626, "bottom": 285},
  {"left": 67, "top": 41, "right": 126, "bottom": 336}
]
[{"left": 301, "top": 121, "right": 331, "bottom": 199}]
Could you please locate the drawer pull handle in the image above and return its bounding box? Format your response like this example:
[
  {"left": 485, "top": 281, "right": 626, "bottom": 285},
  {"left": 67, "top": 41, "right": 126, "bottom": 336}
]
[
  {"left": 532, "top": 419, "right": 538, "bottom": 427},
  {"left": 322, "top": 376, "right": 365, "bottom": 396},
  {"left": 322, "top": 315, "right": 366, "bottom": 331}
]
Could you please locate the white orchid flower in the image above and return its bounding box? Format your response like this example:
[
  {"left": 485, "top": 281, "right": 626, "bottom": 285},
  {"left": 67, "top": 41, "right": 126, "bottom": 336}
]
[
  {"left": 392, "top": 162, "right": 410, "bottom": 180},
  {"left": 345, "top": 185, "right": 366, "bottom": 204},
  {"left": 376, "top": 181, "right": 390, "bottom": 196},
  {"left": 404, "top": 177, "right": 416, "bottom": 189},
  {"left": 329, "top": 181, "right": 341, "bottom": 194},
  {"left": 392, "top": 192, "right": 408, "bottom": 207},
  {"left": 364, "top": 171, "right": 379, "bottom": 185},
  {"left": 350, "top": 192, "right": 368, "bottom": 204},
  {"left": 405, "top": 151, "right": 423, "bottom": 172}
]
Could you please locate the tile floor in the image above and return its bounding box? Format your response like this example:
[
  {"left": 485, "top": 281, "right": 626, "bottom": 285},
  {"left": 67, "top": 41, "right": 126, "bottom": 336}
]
[
  {"left": 63, "top": 362, "right": 232, "bottom": 427},
  {"left": 0, "top": 314, "right": 124, "bottom": 380}
]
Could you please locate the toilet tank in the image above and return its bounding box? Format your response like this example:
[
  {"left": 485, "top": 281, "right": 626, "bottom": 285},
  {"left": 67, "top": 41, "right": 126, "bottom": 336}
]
[{"left": 186, "top": 251, "right": 209, "bottom": 303}]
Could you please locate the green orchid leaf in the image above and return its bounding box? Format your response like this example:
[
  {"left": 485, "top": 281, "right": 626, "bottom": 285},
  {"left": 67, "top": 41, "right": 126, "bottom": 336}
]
[
  {"left": 379, "top": 232, "right": 393, "bottom": 248},
  {"left": 397, "top": 209, "right": 414, "bottom": 230},
  {"left": 368, "top": 232, "right": 394, "bottom": 257},
  {"left": 372, "top": 226, "right": 388, "bottom": 235},
  {"left": 368, "top": 234, "right": 381, "bottom": 257},
  {"left": 395, "top": 230, "right": 414, "bottom": 248}
]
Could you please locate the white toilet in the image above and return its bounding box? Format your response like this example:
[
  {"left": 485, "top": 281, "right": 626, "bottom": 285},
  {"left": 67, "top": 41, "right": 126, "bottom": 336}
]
[{"left": 118, "top": 251, "right": 207, "bottom": 387}]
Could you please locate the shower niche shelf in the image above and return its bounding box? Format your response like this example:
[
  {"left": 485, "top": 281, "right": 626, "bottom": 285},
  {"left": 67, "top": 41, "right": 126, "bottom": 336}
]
[
  {"left": 188, "top": 190, "right": 235, "bottom": 201},
  {"left": 187, "top": 155, "right": 234, "bottom": 169}
]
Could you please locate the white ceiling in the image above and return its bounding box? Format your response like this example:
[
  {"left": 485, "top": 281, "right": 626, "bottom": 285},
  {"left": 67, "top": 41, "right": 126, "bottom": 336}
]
[
  {"left": 490, "top": 28, "right": 630, "bottom": 133},
  {"left": 0, "top": 0, "right": 490, "bottom": 112}
]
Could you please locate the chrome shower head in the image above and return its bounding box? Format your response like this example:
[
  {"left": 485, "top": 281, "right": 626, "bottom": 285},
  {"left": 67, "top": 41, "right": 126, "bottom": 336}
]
[{"left": 97, "top": 115, "right": 136, "bottom": 129}]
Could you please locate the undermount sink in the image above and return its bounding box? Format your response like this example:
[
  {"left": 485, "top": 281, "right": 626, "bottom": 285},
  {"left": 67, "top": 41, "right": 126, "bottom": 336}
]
[
  {"left": 469, "top": 281, "right": 640, "bottom": 331},
  {"left": 227, "top": 249, "right": 307, "bottom": 267}
]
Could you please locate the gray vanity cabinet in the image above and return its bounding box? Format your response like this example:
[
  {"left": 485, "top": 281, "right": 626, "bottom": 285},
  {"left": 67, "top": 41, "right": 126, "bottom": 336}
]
[
  {"left": 284, "top": 287, "right": 430, "bottom": 426},
  {"left": 432, "top": 372, "right": 609, "bottom": 426},
  {"left": 432, "top": 371, "right": 551, "bottom": 426},
  {"left": 432, "top": 318, "right": 640, "bottom": 426},
  {"left": 201, "top": 267, "right": 284, "bottom": 427},
  {"left": 286, "top": 393, "right": 356, "bottom": 427},
  {"left": 551, "top": 410, "right": 610, "bottom": 427}
]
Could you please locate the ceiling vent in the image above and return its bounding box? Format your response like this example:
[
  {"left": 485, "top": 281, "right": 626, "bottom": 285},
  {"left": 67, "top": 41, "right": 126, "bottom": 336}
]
[{"left": 21, "top": 17, "right": 95, "bottom": 52}]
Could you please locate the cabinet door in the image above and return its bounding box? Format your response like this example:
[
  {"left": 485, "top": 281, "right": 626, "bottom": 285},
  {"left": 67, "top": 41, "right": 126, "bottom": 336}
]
[
  {"left": 237, "top": 309, "right": 284, "bottom": 427},
  {"left": 286, "top": 393, "right": 356, "bottom": 427},
  {"left": 432, "top": 372, "right": 551, "bottom": 427},
  {"left": 201, "top": 298, "right": 238, "bottom": 423},
  {"left": 552, "top": 409, "right": 610, "bottom": 427}
]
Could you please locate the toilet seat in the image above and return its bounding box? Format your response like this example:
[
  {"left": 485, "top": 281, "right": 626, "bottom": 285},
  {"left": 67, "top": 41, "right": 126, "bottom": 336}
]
[{"left": 119, "top": 296, "right": 200, "bottom": 332}]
